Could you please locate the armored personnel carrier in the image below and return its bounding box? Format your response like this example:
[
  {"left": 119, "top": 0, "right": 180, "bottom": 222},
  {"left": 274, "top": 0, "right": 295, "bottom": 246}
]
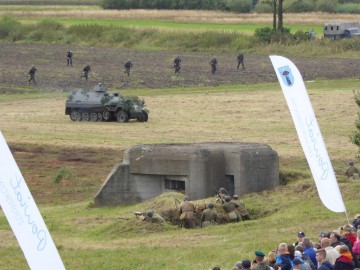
[{"left": 65, "top": 84, "right": 148, "bottom": 122}]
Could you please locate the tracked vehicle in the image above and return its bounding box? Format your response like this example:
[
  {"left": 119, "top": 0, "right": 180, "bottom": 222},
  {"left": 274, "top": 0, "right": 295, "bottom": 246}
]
[{"left": 65, "top": 84, "right": 148, "bottom": 123}]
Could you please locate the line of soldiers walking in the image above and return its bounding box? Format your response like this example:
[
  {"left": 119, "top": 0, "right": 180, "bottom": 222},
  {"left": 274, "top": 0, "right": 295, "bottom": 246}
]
[{"left": 26, "top": 51, "right": 246, "bottom": 84}]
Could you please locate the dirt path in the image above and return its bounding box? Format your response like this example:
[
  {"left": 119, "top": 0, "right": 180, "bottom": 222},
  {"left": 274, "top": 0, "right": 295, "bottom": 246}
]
[{"left": 1, "top": 43, "right": 359, "bottom": 93}]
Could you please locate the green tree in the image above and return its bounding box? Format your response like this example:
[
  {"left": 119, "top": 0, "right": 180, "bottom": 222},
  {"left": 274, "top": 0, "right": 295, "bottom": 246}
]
[{"left": 260, "top": 0, "right": 304, "bottom": 32}]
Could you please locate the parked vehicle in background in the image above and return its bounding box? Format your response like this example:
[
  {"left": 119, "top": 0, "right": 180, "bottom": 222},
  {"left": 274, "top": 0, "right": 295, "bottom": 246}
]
[{"left": 324, "top": 22, "right": 360, "bottom": 39}]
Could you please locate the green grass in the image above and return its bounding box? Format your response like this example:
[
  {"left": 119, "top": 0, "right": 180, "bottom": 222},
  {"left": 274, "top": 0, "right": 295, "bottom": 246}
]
[
  {"left": 0, "top": 79, "right": 359, "bottom": 269},
  {"left": 0, "top": 5, "right": 100, "bottom": 11},
  {"left": 17, "top": 17, "right": 323, "bottom": 34},
  {"left": 0, "top": 180, "right": 358, "bottom": 269}
]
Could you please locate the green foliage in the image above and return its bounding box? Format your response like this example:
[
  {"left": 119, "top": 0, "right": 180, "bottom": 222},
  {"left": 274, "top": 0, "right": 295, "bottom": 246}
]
[
  {"left": 101, "top": 0, "right": 258, "bottom": 12},
  {"left": 284, "top": 0, "right": 315, "bottom": 12},
  {"left": 337, "top": 3, "right": 360, "bottom": 14},
  {"left": 224, "top": 0, "right": 253, "bottom": 13},
  {"left": 53, "top": 167, "right": 75, "bottom": 184},
  {"left": 254, "top": 27, "right": 273, "bottom": 43},
  {"left": 0, "top": 15, "right": 21, "bottom": 39},
  {"left": 316, "top": 0, "right": 337, "bottom": 13},
  {"left": 26, "top": 19, "right": 65, "bottom": 42},
  {"left": 254, "top": 2, "right": 273, "bottom": 13},
  {"left": 293, "top": 30, "right": 312, "bottom": 43}
]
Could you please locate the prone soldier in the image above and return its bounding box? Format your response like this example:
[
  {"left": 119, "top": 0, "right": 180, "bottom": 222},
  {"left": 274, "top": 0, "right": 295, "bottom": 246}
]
[{"left": 134, "top": 210, "right": 165, "bottom": 223}]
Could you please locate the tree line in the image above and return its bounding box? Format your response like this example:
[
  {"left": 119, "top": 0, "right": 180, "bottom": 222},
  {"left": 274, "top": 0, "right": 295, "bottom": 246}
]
[{"left": 100, "top": 0, "right": 360, "bottom": 14}]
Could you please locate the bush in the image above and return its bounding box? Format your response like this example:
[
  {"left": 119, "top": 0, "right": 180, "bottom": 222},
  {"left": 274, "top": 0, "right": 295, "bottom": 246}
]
[
  {"left": 254, "top": 27, "right": 273, "bottom": 43},
  {"left": 293, "top": 30, "right": 312, "bottom": 43},
  {"left": 26, "top": 19, "right": 65, "bottom": 42},
  {"left": 0, "top": 15, "right": 22, "bottom": 39}
]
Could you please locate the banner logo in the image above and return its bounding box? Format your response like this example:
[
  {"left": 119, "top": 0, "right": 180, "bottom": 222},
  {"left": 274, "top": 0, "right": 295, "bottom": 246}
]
[{"left": 278, "top": 65, "right": 294, "bottom": 87}]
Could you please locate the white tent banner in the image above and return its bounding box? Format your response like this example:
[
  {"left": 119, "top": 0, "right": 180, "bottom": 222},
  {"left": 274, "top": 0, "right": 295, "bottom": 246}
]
[
  {"left": 0, "top": 131, "right": 65, "bottom": 269},
  {"left": 269, "top": 55, "right": 346, "bottom": 213}
]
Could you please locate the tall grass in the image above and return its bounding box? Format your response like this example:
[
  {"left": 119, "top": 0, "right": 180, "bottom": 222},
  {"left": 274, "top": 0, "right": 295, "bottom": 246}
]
[{"left": 1, "top": 16, "right": 360, "bottom": 56}]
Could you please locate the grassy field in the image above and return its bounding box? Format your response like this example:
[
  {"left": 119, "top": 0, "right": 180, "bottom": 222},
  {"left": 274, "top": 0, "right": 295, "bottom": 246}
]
[
  {"left": 2, "top": 9, "right": 360, "bottom": 34},
  {"left": 0, "top": 79, "right": 359, "bottom": 269},
  {"left": 1, "top": 6, "right": 360, "bottom": 270}
]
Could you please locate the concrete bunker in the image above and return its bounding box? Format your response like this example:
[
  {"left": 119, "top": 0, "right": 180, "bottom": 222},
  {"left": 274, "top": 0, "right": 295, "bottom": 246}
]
[{"left": 94, "top": 142, "right": 279, "bottom": 206}]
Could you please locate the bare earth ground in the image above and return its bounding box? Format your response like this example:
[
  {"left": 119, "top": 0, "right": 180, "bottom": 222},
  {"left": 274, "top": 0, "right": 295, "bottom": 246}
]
[{"left": 0, "top": 43, "right": 360, "bottom": 92}]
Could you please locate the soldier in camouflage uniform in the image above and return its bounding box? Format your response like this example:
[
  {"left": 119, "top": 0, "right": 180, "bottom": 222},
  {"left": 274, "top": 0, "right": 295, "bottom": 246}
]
[
  {"left": 201, "top": 202, "right": 218, "bottom": 228},
  {"left": 28, "top": 65, "right": 37, "bottom": 84},
  {"left": 66, "top": 50, "right": 73, "bottom": 66},
  {"left": 233, "top": 195, "right": 250, "bottom": 220},
  {"left": 222, "top": 196, "right": 241, "bottom": 222},
  {"left": 81, "top": 65, "right": 91, "bottom": 81},
  {"left": 210, "top": 56, "right": 217, "bottom": 74},
  {"left": 173, "top": 55, "right": 181, "bottom": 74},
  {"left": 124, "top": 59, "right": 133, "bottom": 77},
  {"left": 179, "top": 196, "right": 196, "bottom": 229},
  {"left": 216, "top": 187, "right": 227, "bottom": 204},
  {"left": 143, "top": 209, "right": 165, "bottom": 223},
  {"left": 346, "top": 161, "right": 359, "bottom": 179},
  {"left": 237, "top": 53, "right": 245, "bottom": 70}
]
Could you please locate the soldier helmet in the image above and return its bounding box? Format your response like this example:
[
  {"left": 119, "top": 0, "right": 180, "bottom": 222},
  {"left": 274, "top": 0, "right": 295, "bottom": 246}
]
[
  {"left": 184, "top": 196, "right": 190, "bottom": 201},
  {"left": 224, "top": 196, "right": 231, "bottom": 202},
  {"left": 208, "top": 202, "right": 214, "bottom": 209},
  {"left": 219, "top": 187, "right": 226, "bottom": 194},
  {"left": 233, "top": 195, "right": 239, "bottom": 199},
  {"left": 146, "top": 210, "right": 154, "bottom": 218},
  {"left": 349, "top": 161, "right": 354, "bottom": 166}
]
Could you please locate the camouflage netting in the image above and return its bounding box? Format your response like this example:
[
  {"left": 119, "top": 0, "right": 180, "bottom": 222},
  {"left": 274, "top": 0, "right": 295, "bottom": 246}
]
[{"left": 138, "top": 192, "right": 235, "bottom": 227}]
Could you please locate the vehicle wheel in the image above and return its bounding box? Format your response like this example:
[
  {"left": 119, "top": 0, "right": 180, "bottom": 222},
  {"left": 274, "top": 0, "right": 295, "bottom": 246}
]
[
  {"left": 137, "top": 111, "right": 148, "bottom": 122},
  {"left": 82, "top": 112, "right": 89, "bottom": 121},
  {"left": 97, "top": 113, "right": 103, "bottom": 122},
  {"left": 116, "top": 111, "right": 129, "bottom": 123},
  {"left": 103, "top": 110, "right": 110, "bottom": 121},
  {"left": 90, "top": 113, "right": 98, "bottom": 122},
  {"left": 70, "top": 110, "right": 79, "bottom": 121}
]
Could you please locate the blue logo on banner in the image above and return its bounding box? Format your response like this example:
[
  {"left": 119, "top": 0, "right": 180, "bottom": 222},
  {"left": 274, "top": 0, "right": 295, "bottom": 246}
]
[{"left": 278, "top": 65, "right": 294, "bottom": 86}]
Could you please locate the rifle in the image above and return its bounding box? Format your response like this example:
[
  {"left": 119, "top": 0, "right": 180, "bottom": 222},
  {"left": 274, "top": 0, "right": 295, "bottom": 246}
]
[
  {"left": 117, "top": 217, "right": 131, "bottom": 220},
  {"left": 213, "top": 189, "right": 225, "bottom": 204},
  {"left": 222, "top": 187, "right": 231, "bottom": 197}
]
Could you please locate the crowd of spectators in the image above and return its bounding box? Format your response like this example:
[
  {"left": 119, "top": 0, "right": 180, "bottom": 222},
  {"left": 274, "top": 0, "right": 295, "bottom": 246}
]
[{"left": 212, "top": 214, "right": 360, "bottom": 270}]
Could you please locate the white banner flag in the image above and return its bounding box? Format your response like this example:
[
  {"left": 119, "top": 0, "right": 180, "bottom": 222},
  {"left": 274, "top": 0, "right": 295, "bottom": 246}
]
[
  {"left": 0, "top": 131, "right": 66, "bottom": 269},
  {"left": 269, "top": 55, "right": 346, "bottom": 213}
]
